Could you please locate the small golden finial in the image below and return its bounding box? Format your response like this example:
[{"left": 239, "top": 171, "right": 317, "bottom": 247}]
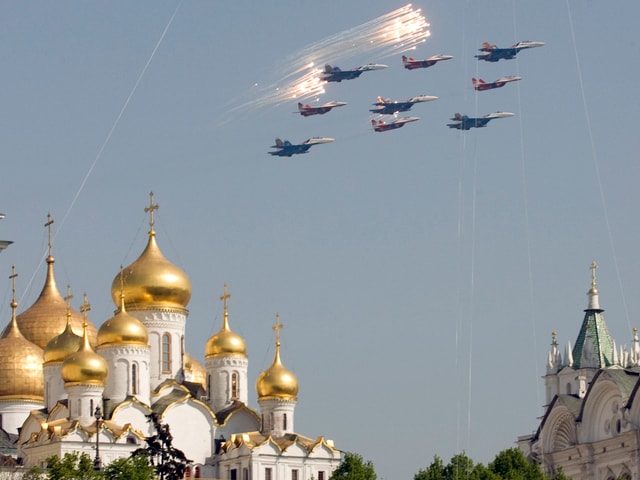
[
  {"left": 272, "top": 313, "right": 283, "bottom": 346},
  {"left": 590, "top": 261, "right": 598, "bottom": 288},
  {"left": 220, "top": 284, "right": 231, "bottom": 315},
  {"left": 144, "top": 191, "right": 159, "bottom": 233},
  {"left": 44, "top": 213, "right": 54, "bottom": 257}
]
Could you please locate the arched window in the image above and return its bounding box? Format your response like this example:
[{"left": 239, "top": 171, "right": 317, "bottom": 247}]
[
  {"left": 231, "top": 372, "right": 238, "bottom": 398},
  {"left": 132, "top": 363, "right": 138, "bottom": 394},
  {"left": 566, "top": 382, "right": 572, "bottom": 394},
  {"left": 283, "top": 413, "right": 287, "bottom": 431},
  {"left": 162, "top": 333, "right": 172, "bottom": 373}
]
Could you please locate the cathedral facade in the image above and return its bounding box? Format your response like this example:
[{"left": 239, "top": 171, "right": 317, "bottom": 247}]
[
  {"left": 519, "top": 264, "right": 640, "bottom": 480},
  {"left": 0, "top": 201, "right": 340, "bottom": 479}
]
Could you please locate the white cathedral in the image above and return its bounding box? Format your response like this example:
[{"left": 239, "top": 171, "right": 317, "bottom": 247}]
[
  {"left": 0, "top": 199, "right": 341, "bottom": 479},
  {"left": 519, "top": 263, "right": 640, "bottom": 479}
]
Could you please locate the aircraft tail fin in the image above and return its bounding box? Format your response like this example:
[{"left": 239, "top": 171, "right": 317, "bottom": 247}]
[
  {"left": 402, "top": 55, "right": 408, "bottom": 63},
  {"left": 323, "top": 64, "right": 333, "bottom": 73},
  {"left": 376, "top": 96, "right": 384, "bottom": 104},
  {"left": 274, "top": 138, "right": 284, "bottom": 147},
  {"left": 298, "top": 102, "right": 304, "bottom": 110}
]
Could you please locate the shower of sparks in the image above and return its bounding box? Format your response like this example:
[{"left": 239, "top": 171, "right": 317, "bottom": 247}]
[{"left": 226, "top": 4, "right": 430, "bottom": 116}]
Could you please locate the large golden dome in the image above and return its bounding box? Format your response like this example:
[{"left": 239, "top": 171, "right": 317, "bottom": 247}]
[
  {"left": 61, "top": 324, "right": 108, "bottom": 386},
  {"left": 0, "top": 296, "right": 44, "bottom": 401},
  {"left": 256, "top": 343, "right": 298, "bottom": 400},
  {"left": 110, "top": 231, "right": 192, "bottom": 311},
  {"left": 205, "top": 312, "right": 247, "bottom": 358},
  {"left": 98, "top": 294, "right": 148, "bottom": 347},
  {"left": 16, "top": 255, "right": 97, "bottom": 349},
  {"left": 43, "top": 313, "right": 82, "bottom": 365}
]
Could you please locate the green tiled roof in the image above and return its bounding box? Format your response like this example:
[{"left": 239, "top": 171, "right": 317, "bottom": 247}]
[{"left": 572, "top": 309, "right": 615, "bottom": 368}]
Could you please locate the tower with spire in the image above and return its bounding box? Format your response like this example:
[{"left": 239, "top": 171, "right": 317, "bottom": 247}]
[
  {"left": 111, "top": 193, "right": 192, "bottom": 389},
  {"left": 520, "top": 262, "right": 640, "bottom": 479},
  {"left": 205, "top": 284, "right": 249, "bottom": 412}
]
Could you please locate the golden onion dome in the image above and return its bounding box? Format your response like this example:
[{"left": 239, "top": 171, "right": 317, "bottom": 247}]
[
  {"left": 0, "top": 294, "right": 44, "bottom": 401},
  {"left": 184, "top": 352, "right": 206, "bottom": 389},
  {"left": 205, "top": 312, "right": 247, "bottom": 358},
  {"left": 43, "top": 313, "right": 82, "bottom": 364},
  {"left": 256, "top": 343, "right": 298, "bottom": 400},
  {"left": 110, "top": 231, "right": 192, "bottom": 311},
  {"left": 61, "top": 324, "right": 108, "bottom": 386},
  {"left": 16, "top": 255, "right": 98, "bottom": 349},
  {"left": 98, "top": 294, "right": 148, "bottom": 347}
]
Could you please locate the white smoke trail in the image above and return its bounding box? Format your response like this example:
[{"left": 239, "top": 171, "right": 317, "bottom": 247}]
[{"left": 225, "top": 4, "right": 430, "bottom": 115}]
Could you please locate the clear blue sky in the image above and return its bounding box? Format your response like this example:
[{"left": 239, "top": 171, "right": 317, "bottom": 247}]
[{"left": 2, "top": 2, "right": 640, "bottom": 479}]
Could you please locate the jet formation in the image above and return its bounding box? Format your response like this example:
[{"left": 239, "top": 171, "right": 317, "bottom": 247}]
[{"left": 269, "top": 38, "right": 543, "bottom": 155}]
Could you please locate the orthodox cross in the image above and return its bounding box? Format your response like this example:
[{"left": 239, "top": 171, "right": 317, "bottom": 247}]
[
  {"left": 9, "top": 265, "right": 17, "bottom": 299},
  {"left": 590, "top": 261, "right": 598, "bottom": 288},
  {"left": 144, "top": 191, "right": 159, "bottom": 231},
  {"left": 273, "top": 313, "right": 283, "bottom": 345},
  {"left": 80, "top": 292, "right": 91, "bottom": 318},
  {"left": 64, "top": 284, "right": 73, "bottom": 306},
  {"left": 220, "top": 284, "right": 231, "bottom": 312},
  {"left": 44, "top": 213, "right": 54, "bottom": 257}
]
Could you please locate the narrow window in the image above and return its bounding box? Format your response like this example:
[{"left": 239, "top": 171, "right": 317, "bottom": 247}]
[
  {"left": 265, "top": 468, "right": 272, "bottom": 480},
  {"left": 283, "top": 413, "right": 287, "bottom": 431},
  {"left": 162, "top": 333, "right": 172, "bottom": 373},
  {"left": 90, "top": 399, "right": 94, "bottom": 416},
  {"left": 231, "top": 372, "right": 238, "bottom": 398},
  {"left": 231, "top": 469, "right": 237, "bottom": 480},
  {"left": 243, "top": 468, "right": 249, "bottom": 480},
  {"left": 132, "top": 363, "right": 138, "bottom": 394},
  {"left": 566, "top": 382, "right": 572, "bottom": 395},
  {"left": 195, "top": 466, "right": 201, "bottom": 478},
  {"left": 318, "top": 472, "right": 325, "bottom": 480},
  {"left": 292, "top": 469, "right": 299, "bottom": 480}
]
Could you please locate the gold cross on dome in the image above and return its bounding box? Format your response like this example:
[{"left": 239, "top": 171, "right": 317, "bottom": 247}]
[
  {"left": 144, "top": 191, "right": 159, "bottom": 231},
  {"left": 9, "top": 265, "right": 17, "bottom": 294},
  {"left": 272, "top": 313, "right": 283, "bottom": 345},
  {"left": 44, "top": 213, "right": 54, "bottom": 256},
  {"left": 220, "top": 284, "right": 231, "bottom": 313},
  {"left": 80, "top": 292, "right": 91, "bottom": 317}
]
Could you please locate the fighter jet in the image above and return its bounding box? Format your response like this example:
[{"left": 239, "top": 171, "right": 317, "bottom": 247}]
[
  {"left": 370, "top": 95, "right": 438, "bottom": 115},
  {"left": 447, "top": 112, "right": 514, "bottom": 130},
  {"left": 472, "top": 76, "right": 521, "bottom": 91},
  {"left": 371, "top": 117, "right": 419, "bottom": 132},
  {"left": 296, "top": 101, "right": 347, "bottom": 117},
  {"left": 320, "top": 63, "right": 387, "bottom": 83},
  {"left": 268, "top": 137, "right": 334, "bottom": 157},
  {"left": 475, "top": 41, "right": 544, "bottom": 62},
  {"left": 402, "top": 54, "right": 453, "bottom": 70}
]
